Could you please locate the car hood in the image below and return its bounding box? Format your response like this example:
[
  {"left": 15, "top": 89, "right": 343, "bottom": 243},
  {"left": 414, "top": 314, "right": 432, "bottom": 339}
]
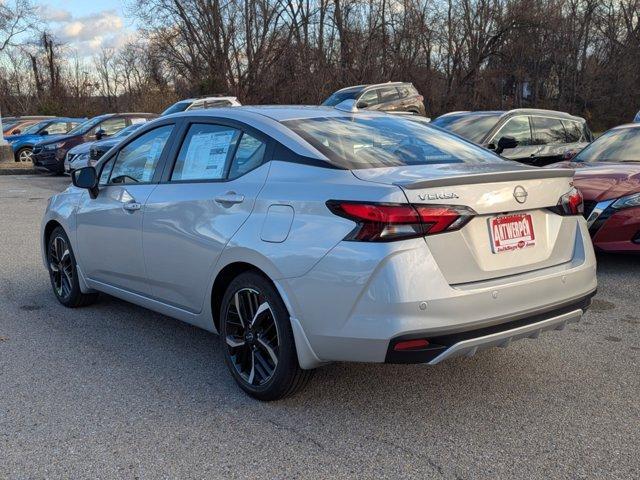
[
  {"left": 68, "top": 142, "right": 93, "bottom": 155},
  {"left": 34, "top": 133, "right": 73, "bottom": 146},
  {"left": 5, "top": 133, "right": 42, "bottom": 143},
  {"left": 551, "top": 161, "right": 640, "bottom": 201}
]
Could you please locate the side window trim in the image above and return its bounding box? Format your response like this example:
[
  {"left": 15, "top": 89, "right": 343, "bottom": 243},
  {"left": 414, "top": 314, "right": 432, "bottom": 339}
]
[
  {"left": 487, "top": 115, "right": 531, "bottom": 145},
  {"left": 159, "top": 117, "right": 274, "bottom": 184}
]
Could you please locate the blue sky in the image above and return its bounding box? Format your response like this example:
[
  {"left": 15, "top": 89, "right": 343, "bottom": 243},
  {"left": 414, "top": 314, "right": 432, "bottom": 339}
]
[{"left": 35, "top": 0, "right": 137, "bottom": 57}]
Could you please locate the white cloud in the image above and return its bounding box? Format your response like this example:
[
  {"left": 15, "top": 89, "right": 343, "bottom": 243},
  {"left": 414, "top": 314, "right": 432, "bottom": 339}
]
[{"left": 40, "top": 7, "right": 134, "bottom": 57}]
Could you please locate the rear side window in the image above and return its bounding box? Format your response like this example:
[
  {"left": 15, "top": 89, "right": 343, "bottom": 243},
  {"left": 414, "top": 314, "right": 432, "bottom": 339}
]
[
  {"left": 284, "top": 115, "right": 502, "bottom": 169},
  {"left": 379, "top": 87, "right": 400, "bottom": 103},
  {"left": 493, "top": 116, "right": 532, "bottom": 145},
  {"left": 108, "top": 125, "right": 173, "bottom": 184},
  {"left": 532, "top": 117, "right": 566, "bottom": 145},
  {"left": 171, "top": 124, "right": 241, "bottom": 181},
  {"left": 228, "top": 133, "right": 267, "bottom": 179}
]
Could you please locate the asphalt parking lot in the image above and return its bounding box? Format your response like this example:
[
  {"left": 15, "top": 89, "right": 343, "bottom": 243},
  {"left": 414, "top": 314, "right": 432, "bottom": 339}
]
[{"left": 1, "top": 175, "right": 638, "bottom": 479}]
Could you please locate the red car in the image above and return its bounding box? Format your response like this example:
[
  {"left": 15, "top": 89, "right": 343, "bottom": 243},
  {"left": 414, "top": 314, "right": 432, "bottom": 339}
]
[{"left": 551, "top": 124, "right": 640, "bottom": 252}]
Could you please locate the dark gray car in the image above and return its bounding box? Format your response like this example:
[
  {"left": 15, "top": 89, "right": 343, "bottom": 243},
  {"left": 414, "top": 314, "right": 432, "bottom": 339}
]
[
  {"left": 432, "top": 109, "right": 593, "bottom": 167},
  {"left": 323, "top": 82, "right": 427, "bottom": 116}
]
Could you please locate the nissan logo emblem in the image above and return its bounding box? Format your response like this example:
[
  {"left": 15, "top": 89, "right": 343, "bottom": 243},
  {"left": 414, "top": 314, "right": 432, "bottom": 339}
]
[{"left": 513, "top": 185, "right": 528, "bottom": 204}]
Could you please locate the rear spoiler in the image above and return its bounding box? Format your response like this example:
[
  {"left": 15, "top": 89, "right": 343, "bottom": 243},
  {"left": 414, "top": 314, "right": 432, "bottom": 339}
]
[{"left": 399, "top": 168, "right": 575, "bottom": 190}]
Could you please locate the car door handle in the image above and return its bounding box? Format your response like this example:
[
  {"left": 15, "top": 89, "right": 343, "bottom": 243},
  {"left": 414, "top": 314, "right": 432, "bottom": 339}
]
[
  {"left": 122, "top": 202, "right": 142, "bottom": 212},
  {"left": 215, "top": 192, "right": 245, "bottom": 205}
]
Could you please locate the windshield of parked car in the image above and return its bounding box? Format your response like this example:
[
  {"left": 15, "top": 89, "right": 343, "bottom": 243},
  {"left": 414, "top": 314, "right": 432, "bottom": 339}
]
[
  {"left": 20, "top": 120, "right": 50, "bottom": 135},
  {"left": 112, "top": 123, "right": 142, "bottom": 138},
  {"left": 431, "top": 113, "right": 502, "bottom": 143},
  {"left": 2, "top": 121, "right": 18, "bottom": 132},
  {"left": 574, "top": 127, "right": 640, "bottom": 163},
  {"left": 162, "top": 101, "right": 191, "bottom": 116},
  {"left": 284, "top": 115, "right": 503, "bottom": 169},
  {"left": 322, "top": 89, "right": 363, "bottom": 107},
  {"left": 67, "top": 115, "right": 110, "bottom": 136}
]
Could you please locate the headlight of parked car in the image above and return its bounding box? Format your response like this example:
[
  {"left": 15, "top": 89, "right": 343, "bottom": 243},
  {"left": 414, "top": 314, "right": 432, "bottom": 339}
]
[
  {"left": 71, "top": 152, "right": 89, "bottom": 165},
  {"left": 44, "top": 142, "right": 65, "bottom": 151},
  {"left": 612, "top": 192, "right": 640, "bottom": 210}
]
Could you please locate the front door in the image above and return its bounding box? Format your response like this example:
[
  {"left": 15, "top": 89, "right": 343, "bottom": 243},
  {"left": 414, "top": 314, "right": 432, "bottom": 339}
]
[
  {"left": 142, "top": 122, "right": 270, "bottom": 312},
  {"left": 75, "top": 124, "right": 174, "bottom": 294},
  {"left": 487, "top": 115, "right": 540, "bottom": 165}
]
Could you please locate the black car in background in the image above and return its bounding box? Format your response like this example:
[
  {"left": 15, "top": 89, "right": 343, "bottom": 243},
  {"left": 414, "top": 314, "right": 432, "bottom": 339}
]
[
  {"left": 32, "top": 112, "right": 157, "bottom": 174},
  {"left": 323, "top": 82, "right": 427, "bottom": 116},
  {"left": 431, "top": 109, "right": 593, "bottom": 166}
]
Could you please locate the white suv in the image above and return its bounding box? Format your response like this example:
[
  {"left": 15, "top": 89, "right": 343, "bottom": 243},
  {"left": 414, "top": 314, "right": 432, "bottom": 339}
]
[{"left": 42, "top": 107, "right": 597, "bottom": 400}]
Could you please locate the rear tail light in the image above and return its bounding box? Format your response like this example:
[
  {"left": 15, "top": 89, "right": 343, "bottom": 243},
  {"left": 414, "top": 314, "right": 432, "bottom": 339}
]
[
  {"left": 326, "top": 201, "right": 475, "bottom": 242},
  {"left": 549, "top": 187, "right": 583, "bottom": 216}
]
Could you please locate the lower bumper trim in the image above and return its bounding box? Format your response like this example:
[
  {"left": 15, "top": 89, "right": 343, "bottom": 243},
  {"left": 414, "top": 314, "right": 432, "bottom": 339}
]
[{"left": 427, "top": 308, "right": 581, "bottom": 364}]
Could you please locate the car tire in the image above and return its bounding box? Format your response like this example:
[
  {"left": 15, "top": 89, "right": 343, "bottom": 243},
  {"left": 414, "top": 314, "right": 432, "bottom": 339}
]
[
  {"left": 46, "top": 226, "right": 98, "bottom": 308},
  {"left": 220, "top": 272, "right": 312, "bottom": 401},
  {"left": 15, "top": 147, "right": 33, "bottom": 163}
]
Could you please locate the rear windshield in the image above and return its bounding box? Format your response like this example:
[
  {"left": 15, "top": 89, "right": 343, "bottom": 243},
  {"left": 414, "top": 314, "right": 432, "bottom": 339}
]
[
  {"left": 575, "top": 127, "right": 640, "bottom": 163},
  {"left": 431, "top": 113, "right": 501, "bottom": 143},
  {"left": 283, "top": 115, "right": 503, "bottom": 169},
  {"left": 322, "top": 89, "right": 363, "bottom": 107}
]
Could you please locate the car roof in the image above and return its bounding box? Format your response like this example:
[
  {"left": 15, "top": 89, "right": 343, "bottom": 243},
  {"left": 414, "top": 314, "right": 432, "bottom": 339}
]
[
  {"left": 440, "top": 109, "right": 585, "bottom": 122},
  {"left": 333, "top": 82, "right": 412, "bottom": 94},
  {"left": 166, "top": 105, "right": 392, "bottom": 161}
]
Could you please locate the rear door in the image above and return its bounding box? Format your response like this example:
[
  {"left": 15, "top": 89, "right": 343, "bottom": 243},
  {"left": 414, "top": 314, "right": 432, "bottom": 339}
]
[
  {"left": 75, "top": 124, "right": 174, "bottom": 294},
  {"left": 142, "top": 119, "right": 272, "bottom": 312},
  {"left": 486, "top": 115, "right": 540, "bottom": 164}
]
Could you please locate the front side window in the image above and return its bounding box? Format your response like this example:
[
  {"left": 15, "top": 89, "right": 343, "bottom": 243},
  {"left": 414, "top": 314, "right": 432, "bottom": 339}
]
[
  {"left": 432, "top": 113, "right": 501, "bottom": 143},
  {"left": 45, "top": 121, "right": 70, "bottom": 134},
  {"left": 284, "top": 115, "right": 503, "bottom": 169},
  {"left": 532, "top": 117, "right": 566, "bottom": 145},
  {"left": 358, "top": 90, "right": 379, "bottom": 107},
  {"left": 492, "top": 116, "right": 532, "bottom": 146},
  {"left": 108, "top": 125, "right": 173, "bottom": 184},
  {"left": 574, "top": 127, "right": 640, "bottom": 163},
  {"left": 171, "top": 124, "right": 241, "bottom": 181},
  {"left": 99, "top": 117, "right": 128, "bottom": 136}
]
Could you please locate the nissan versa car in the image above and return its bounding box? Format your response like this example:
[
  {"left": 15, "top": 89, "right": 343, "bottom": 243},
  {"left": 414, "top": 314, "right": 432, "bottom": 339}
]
[
  {"left": 550, "top": 123, "right": 640, "bottom": 252},
  {"left": 32, "top": 113, "right": 157, "bottom": 174},
  {"left": 6, "top": 117, "right": 84, "bottom": 162},
  {"left": 432, "top": 109, "right": 592, "bottom": 166},
  {"left": 42, "top": 107, "right": 597, "bottom": 400},
  {"left": 323, "top": 82, "right": 427, "bottom": 116}
]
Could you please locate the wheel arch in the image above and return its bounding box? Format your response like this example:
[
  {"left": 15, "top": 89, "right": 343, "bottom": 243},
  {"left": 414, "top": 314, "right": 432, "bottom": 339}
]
[{"left": 209, "top": 259, "right": 323, "bottom": 370}]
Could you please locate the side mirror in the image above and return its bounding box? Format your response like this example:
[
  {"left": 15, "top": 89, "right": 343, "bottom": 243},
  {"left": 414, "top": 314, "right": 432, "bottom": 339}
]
[
  {"left": 495, "top": 136, "right": 518, "bottom": 154},
  {"left": 40, "top": 130, "right": 49, "bottom": 136},
  {"left": 72, "top": 166, "right": 99, "bottom": 199},
  {"left": 356, "top": 101, "right": 369, "bottom": 109},
  {"left": 95, "top": 129, "right": 106, "bottom": 140}
]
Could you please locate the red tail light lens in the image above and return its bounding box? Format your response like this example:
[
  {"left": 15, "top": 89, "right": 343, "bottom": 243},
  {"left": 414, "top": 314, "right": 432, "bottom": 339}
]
[
  {"left": 551, "top": 187, "right": 584, "bottom": 216},
  {"left": 326, "top": 201, "right": 475, "bottom": 242}
]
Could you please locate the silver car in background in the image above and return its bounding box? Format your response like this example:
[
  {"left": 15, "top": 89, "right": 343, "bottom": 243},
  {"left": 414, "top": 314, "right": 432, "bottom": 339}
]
[{"left": 41, "top": 106, "right": 597, "bottom": 400}]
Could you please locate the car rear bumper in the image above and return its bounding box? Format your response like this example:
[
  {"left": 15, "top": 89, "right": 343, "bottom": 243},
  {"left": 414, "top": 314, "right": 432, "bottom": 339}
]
[
  {"left": 283, "top": 220, "right": 597, "bottom": 365},
  {"left": 385, "top": 293, "right": 593, "bottom": 364}
]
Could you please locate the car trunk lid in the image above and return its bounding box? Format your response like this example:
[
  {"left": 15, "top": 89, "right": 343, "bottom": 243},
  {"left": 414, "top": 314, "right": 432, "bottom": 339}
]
[{"left": 352, "top": 164, "right": 579, "bottom": 284}]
